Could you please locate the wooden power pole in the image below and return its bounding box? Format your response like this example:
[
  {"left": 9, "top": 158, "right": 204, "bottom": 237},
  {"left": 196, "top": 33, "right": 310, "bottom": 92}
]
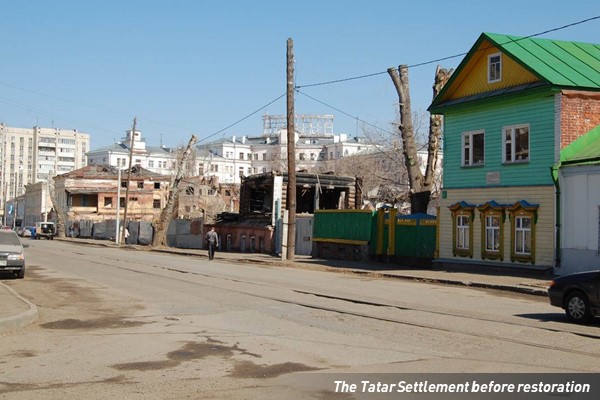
[
  {"left": 120, "top": 117, "right": 136, "bottom": 244},
  {"left": 285, "top": 38, "right": 296, "bottom": 261}
]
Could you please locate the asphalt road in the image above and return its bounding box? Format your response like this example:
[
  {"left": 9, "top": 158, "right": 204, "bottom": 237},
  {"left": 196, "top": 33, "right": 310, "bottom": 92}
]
[{"left": 1, "top": 240, "right": 599, "bottom": 399}]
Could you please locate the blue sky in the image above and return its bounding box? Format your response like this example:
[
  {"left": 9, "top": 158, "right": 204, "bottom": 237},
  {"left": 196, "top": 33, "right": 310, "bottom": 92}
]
[{"left": 1, "top": 0, "right": 599, "bottom": 150}]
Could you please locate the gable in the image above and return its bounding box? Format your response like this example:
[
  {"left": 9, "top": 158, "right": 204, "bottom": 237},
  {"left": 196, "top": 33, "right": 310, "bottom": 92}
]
[
  {"left": 439, "top": 39, "right": 540, "bottom": 104},
  {"left": 431, "top": 33, "right": 600, "bottom": 112}
]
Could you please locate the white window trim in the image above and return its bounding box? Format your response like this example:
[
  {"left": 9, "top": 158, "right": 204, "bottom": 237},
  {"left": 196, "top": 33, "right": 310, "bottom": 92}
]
[
  {"left": 485, "top": 215, "right": 500, "bottom": 252},
  {"left": 502, "top": 124, "right": 530, "bottom": 163},
  {"left": 515, "top": 216, "right": 532, "bottom": 255},
  {"left": 488, "top": 52, "right": 502, "bottom": 83},
  {"left": 456, "top": 215, "right": 470, "bottom": 250},
  {"left": 461, "top": 130, "right": 485, "bottom": 167}
]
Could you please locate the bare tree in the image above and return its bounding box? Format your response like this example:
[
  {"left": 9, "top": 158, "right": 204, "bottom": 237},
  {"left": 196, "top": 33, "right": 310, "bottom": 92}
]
[
  {"left": 151, "top": 134, "right": 198, "bottom": 247},
  {"left": 48, "top": 174, "right": 68, "bottom": 237},
  {"left": 387, "top": 64, "right": 452, "bottom": 213}
]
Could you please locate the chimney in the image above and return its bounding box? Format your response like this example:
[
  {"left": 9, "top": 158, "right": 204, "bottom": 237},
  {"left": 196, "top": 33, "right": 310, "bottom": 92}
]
[{"left": 242, "top": 135, "right": 246, "bottom": 144}]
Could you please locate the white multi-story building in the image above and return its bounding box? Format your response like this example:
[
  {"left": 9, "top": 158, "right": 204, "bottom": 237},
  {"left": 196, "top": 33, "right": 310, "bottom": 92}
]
[
  {"left": 196, "top": 114, "right": 377, "bottom": 184},
  {"left": 0, "top": 123, "right": 90, "bottom": 223},
  {"left": 87, "top": 129, "right": 175, "bottom": 175}
]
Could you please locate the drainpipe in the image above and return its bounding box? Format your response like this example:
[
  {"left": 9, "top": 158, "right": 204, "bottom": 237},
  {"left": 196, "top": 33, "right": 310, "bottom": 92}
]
[{"left": 550, "top": 165, "right": 561, "bottom": 270}]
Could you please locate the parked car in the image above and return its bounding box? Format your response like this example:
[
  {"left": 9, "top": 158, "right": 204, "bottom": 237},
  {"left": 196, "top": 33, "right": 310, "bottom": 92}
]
[
  {"left": 548, "top": 270, "right": 600, "bottom": 323},
  {"left": 0, "top": 230, "right": 27, "bottom": 279},
  {"left": 16, "top": 226, "right": 33, "bottom": 237}
]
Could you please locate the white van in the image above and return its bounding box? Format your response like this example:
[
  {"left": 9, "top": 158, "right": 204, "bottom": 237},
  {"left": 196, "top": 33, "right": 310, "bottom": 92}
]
[{"left": 34, "top": 222, "right": 56, "bottom": 240}]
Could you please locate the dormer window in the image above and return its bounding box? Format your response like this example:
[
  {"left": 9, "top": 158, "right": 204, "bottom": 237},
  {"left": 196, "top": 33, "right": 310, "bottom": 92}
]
[{"left": 488, "top": 53, "right": 502, "bottom": 83}]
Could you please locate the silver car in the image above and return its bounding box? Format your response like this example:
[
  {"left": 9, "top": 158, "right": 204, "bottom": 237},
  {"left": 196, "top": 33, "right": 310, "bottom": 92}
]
[{"left": 0, "top": 230, "right": 27, "bottom": 279}]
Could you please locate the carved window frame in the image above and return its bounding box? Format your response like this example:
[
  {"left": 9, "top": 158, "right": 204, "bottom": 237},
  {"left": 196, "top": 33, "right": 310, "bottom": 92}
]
[
  {"left": 478, "top": 201, "right": 505, "bottom": 261},
  {"left": 508, "top": 201, "right": 538, "bottom": 264},
  {"left": 449, "top": 202, "right": 475, "bottom": 258}
]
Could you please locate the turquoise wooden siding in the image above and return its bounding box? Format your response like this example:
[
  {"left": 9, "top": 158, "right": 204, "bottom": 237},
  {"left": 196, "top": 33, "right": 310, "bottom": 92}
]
[{"left": 443, "top": 94, "right": 556, "bottom": 189}]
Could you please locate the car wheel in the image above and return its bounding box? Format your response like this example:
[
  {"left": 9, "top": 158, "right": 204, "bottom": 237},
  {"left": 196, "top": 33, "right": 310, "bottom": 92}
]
[
  {"left": 16, "top": 267, "right": 25, "bottom": 279},
  {"left": 565, "top": 291, "right": 591, "bottom": 323}
]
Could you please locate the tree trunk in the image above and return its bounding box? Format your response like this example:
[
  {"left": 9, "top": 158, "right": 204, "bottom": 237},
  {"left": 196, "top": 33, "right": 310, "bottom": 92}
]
[
  {"left": 151, "top": 134, "right": 198, "bottom": 247},
  {"left": 424, "top": 65, "right": 453, "bottom": 193},
  {"left": 388, "top": 64, "right": 453, "bottom": 214},
  {"left": 48, "top": 176, "right": 68, "bottom": 237},
  {"left": 388, "top": 65, "right": 426, "bottom": 212}
]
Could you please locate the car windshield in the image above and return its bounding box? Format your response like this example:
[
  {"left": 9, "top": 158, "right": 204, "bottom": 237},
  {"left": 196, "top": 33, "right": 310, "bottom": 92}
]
[{"left": 0, "top": 231, "right": 22, "bottom": 246}]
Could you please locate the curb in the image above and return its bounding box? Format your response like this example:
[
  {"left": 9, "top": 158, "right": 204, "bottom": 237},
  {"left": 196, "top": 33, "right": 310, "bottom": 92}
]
[{"left": 0, "top": 282, "right": 38, "bottom": 333}]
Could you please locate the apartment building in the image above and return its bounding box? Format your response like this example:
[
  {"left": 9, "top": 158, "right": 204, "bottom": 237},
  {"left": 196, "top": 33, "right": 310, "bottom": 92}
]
[{"left": 0, "top": 123, "right": 90, "bottom": 224}]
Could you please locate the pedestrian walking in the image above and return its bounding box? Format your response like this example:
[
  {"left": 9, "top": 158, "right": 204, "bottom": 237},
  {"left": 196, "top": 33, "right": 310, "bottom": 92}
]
[{"left": 205, "top": 226, "right": 219, "bottom": 260}]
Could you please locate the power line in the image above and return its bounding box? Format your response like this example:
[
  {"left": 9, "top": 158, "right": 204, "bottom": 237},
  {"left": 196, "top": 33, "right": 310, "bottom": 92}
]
[
  {"left": 198, "top": 93, "right": 286, "bottom": 143},
  {"left": 296, "top": 89, "right": 397, "bottom": 136},
  {"left": 297, "top": 15, "right": 600, "bottom": 89}
]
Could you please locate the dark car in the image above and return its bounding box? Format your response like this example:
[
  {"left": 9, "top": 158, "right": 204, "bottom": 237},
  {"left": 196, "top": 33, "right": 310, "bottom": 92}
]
[
  {"left": 548, "top": 270, "right": 600, "bottom": 323},
  {"left": 0, "top": 230, "right": 27, "bottom": 279}
]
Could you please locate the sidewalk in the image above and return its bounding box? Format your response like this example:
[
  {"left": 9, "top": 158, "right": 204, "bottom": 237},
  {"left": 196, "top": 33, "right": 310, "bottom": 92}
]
[{"left": 0, "top": 237, "right": 552, "bottom": 333}]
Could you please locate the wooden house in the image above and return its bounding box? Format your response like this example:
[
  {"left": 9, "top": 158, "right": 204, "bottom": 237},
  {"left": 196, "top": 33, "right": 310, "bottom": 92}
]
[{"left": 429, "top": 33, "right": 600, "bottom": 272}]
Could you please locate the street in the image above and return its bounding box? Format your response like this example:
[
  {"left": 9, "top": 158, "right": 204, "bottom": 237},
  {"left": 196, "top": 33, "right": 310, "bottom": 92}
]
[{"left": 1, "top": 240, "right": 600, "bottom": 399}]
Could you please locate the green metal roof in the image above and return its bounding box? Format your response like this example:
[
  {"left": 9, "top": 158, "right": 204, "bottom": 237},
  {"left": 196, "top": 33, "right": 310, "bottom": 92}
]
[
  {"left": 559, "top": 124, "right": 600, "bottom": 165},
  {"left": 485, "top": 33, "right": 600, "bottom": 88},
  {"left": 430, "top": 33, "right": 600, "bottom": 111}
]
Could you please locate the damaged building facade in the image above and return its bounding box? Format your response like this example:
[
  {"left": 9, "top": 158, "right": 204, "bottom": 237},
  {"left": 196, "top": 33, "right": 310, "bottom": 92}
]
[{"left": 214, "top": 171, "right": 361, "bottom": 255}]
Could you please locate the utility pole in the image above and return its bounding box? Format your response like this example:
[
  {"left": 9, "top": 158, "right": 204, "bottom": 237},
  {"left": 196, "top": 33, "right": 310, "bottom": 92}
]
[
  {"left": 120, "top": 117, "right": 136, "bottom": 245},
  {"left": 285, "top": 38, "right": 296, "bottom": 261}
]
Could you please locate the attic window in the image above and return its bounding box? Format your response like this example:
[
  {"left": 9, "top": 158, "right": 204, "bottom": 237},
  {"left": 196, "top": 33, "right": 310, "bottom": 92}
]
[{"left": 488, "top": 53, "right": 502, "bottom": 83}]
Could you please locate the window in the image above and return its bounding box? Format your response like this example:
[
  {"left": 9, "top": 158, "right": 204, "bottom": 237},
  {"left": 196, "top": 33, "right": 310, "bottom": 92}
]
[
  {"left": 503, "top": 125, "right": 530, "bottom": 163},
  {"left": 137, "top": 181, "right": 144, "bottom": 189},
  {"left": 186, "top": 186, "right": 194, "bottom": 195},
  {"left": 485, "top": 216, "right": 501, "bottom": 251},
  {"left": 104, "top": 197, "right": 113, "bottom": 207},
  {"left": 450, "top": 202, "right": 475, "bottom": 258},
  {"left": 479, "top": 201, "right": 505, "bottom": 260},
  {"left": 153, "top": 199, "right": 161, "bottom": 209},
  {"left": 515, "top": 216, "right": 531, "bottom": 255},
  {"left": 154, "top": 182, "right": 161, "bottom": 189},
  {"left": 488, "top": 53, "right": 502, "bottom": 83},
  {"left": 121, "top": 181, "right": 127, "bottom": 188},
  {"left": 462, "top": 130, "right": 485, "bottom": 166},
  {"left": 508, "top": 200, "right": 538, "bottom": 264},
  {"left": 456, "top": 215, "right": 470, "bottom": 250}
]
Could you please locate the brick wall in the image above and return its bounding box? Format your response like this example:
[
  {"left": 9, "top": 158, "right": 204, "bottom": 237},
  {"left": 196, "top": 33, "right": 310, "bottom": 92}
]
[{"left": 560, "top": 91, "right": 600, "bottom": 149}]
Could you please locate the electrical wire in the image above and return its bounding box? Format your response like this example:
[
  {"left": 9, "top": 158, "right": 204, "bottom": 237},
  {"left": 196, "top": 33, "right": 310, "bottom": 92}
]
[
  {"left": 297, "top": 15, "right": 600, "bottom": 89},
  {"left": 198, "top": 93, "right": 286, "bottom": 143}
]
